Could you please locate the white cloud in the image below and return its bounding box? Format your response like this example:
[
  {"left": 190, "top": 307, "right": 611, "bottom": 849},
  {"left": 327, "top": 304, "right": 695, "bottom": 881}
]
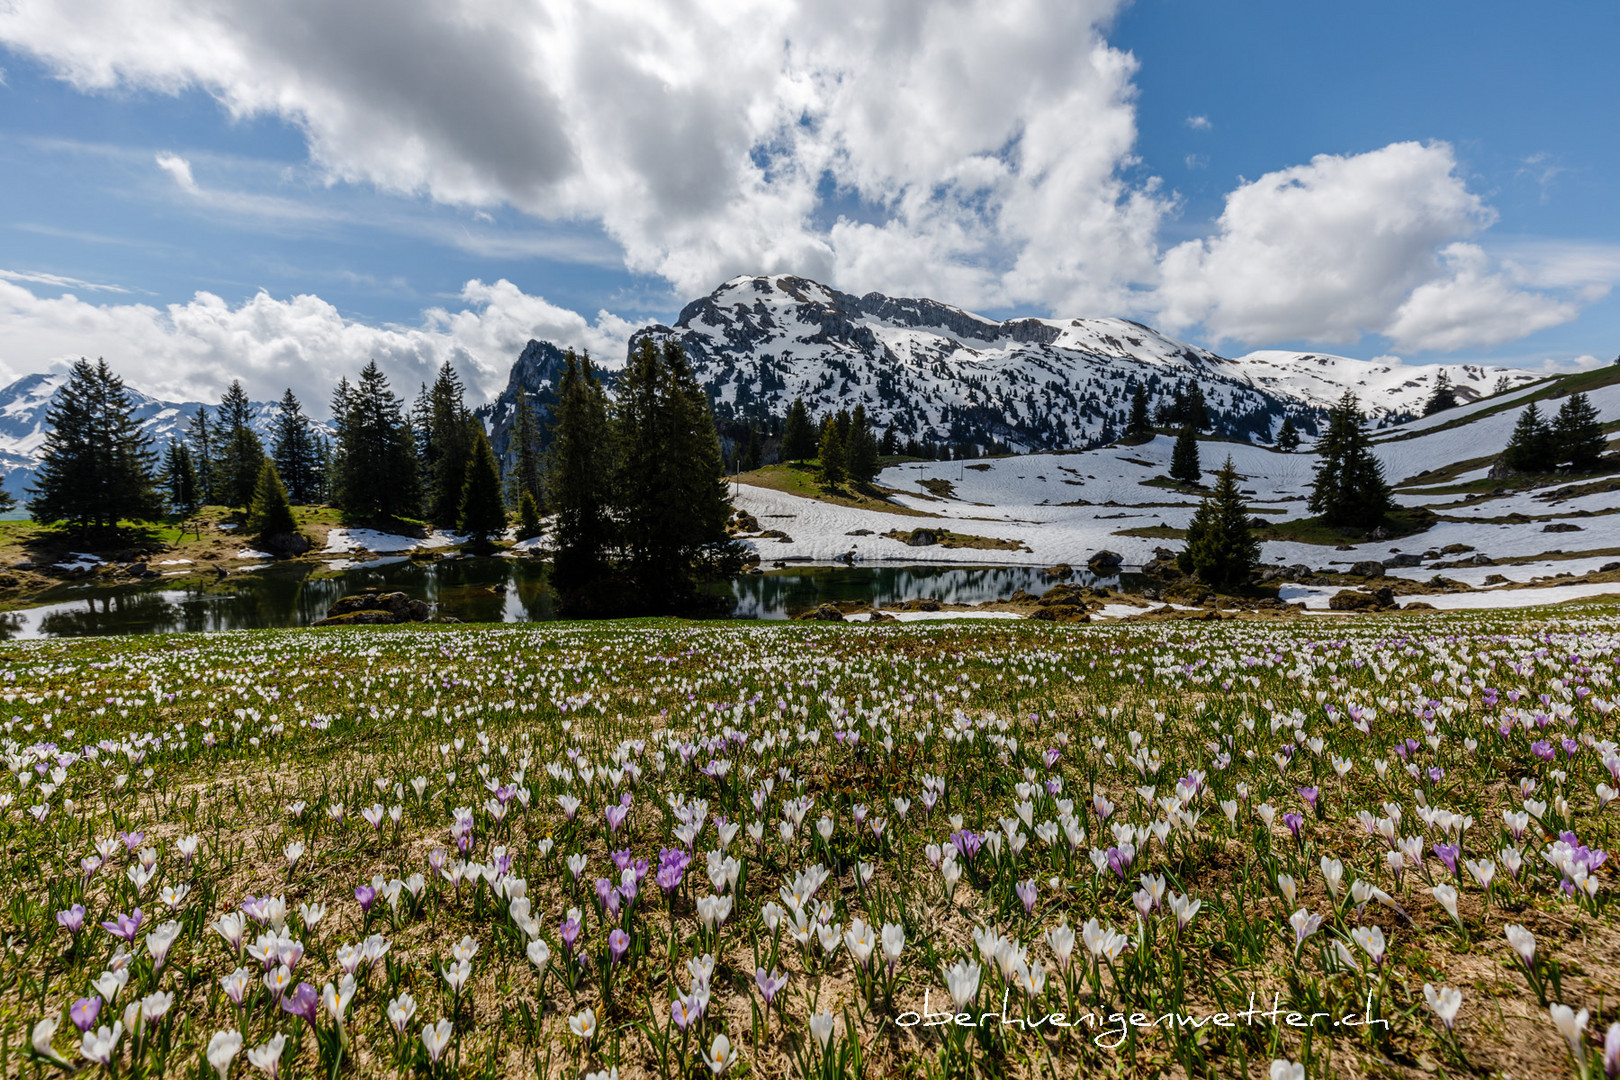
[
  {"left": 1186, "top": 115, "right": 1211, "bottom": 131},
  {"left": 0, "top": 268, "right": 131, "bottom": 293},
  {"left": 0, "top": 278, "right": 635, "bottom": 411},
  {"left": 153, "top": 151, "right": 197, "bottom": 192},
  {"left": 1384, "top": 243, "right": 1577, "bottom": 352}
]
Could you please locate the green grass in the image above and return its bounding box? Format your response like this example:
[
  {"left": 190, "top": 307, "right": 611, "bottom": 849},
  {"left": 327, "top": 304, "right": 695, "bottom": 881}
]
[
  {"left": 733, "top": 462, "right": 936, "bottom": 516},
  {"left": 1255, "top": 506, "right": 1437, "bottom": 546}
]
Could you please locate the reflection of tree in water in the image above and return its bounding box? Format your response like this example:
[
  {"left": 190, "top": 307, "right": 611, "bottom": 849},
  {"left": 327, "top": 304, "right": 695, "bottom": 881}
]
[
  {"left": 0, "top": 611, "right": 22, "bottom": 641},
  {"left": 36, "top": 590, "right": 182, "bottom": 637}
]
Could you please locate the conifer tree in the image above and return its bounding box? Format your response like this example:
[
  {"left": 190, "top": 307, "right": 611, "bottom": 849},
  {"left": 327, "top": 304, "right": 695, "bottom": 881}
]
[
  {"left": 28, "top": 358, "right": 164, "bottom": 532},
  {"left": 846, "top": 404, "right": 879, "bottom": 484},
  {"left": 216, "top": 381, "right": 266, "bottom": 512},
  {"left": 0, "top": 485, "right": 12, "bottom": 514},
  {"left": 1424, "top": 371, "right": 1458, "bottom": 416},
  {"left": 612, "top": 339, "right": 732, "bottom": 604},
  {"left": 1169, "top": 424, "right": 1201, "bottom": 485},
  {"left": 1125, "top": 385, "right": 1152, "bottom": 441},
  {"left": 270, "top": 389, "right": 323, "bottom": 504},
  {"left": 1501, "top": 402, "right": 1554, "bottom": 473},
  {"left": 507, "top": 394, "right": 545, "bottom": 512},
  {"left": 781, "top": 398, "right": 816, "bottom": 462},
  {"left": 1308, "top": 391, "right": 1392, "bottom": 527},
  {"left": 743, "top": 427, "right": 763, "bottom": 472},
  {"left": 333, "top": 362, "right": 420, "bottom": 521},
  {"left": 246, "top": 456, "right": 299, "bottom": 544},
  {"left": 879, "top": 427, "right": 899, "bottom": 456},
  {"left": 1276, "top": 415, "right": 1300, "bottom": 453},
  {"left": 818, "top": 417, "right": 846, "bottom": 485},
  {"left": 515, "top": 490, "right": 543, "bottom": 541},
  {"left": 549, "top": 350, "right": 615, "bottom": 589},
  {"left": 416, "top": 363, "right": 476, "bottom": 528},
  {"left": 1179, "top": 456, "right": 1259, "bottom": 587},
  {"left": 163, "top": 441, "right": 201, "bottom": 515},
  {"left": 458, "top": 428, "right": 506, "bottom": 546},
  {"left": 326, "top": 378, "right": 352, "bottom": 508},
  {"left": 1552, "top": 392, "right": 1606, "bottom": 471},
  {"left": 186, "top": 406, "right": 217, "bottom": 505}
]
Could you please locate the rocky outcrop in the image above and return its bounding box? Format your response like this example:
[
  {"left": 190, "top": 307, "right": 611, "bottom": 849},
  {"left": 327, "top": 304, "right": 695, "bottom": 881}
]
[
  {"left": 314, "top": 591, "right": 432, "bottom": 627},
  {"left": 1328, "top": 587, "right": 1396, "bottom": 612},
  {"left": 1087, "top": 550, "right": 1123, "bottom": 573},
  {"left": 795, "top": 604, "right": 845, "bottom": 622}
]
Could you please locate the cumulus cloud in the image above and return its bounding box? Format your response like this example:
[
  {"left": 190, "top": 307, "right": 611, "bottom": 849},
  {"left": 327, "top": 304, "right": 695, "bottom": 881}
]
[
  {"left": 0, "top": 278, "right": 635, "bottom": 411},
  {"left": 153, "top": 151, "right": 197, "bottom": 191},
  {"left": 1383, "top": 243, "right": 1577, "bottom": 352},
  {"left": 0, "top": 0, "right": 1161, "bottom": 313}
]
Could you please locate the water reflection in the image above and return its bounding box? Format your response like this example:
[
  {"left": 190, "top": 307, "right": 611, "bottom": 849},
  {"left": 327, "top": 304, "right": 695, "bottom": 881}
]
[{"left": 0, "top": 559, "right": 1125, "bottom": 639}]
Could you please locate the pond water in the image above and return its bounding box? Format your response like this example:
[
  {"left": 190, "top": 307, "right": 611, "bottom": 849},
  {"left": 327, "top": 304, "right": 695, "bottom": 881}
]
[{"left": 0, "top": 558, "right": 1134, "bottom": 639}]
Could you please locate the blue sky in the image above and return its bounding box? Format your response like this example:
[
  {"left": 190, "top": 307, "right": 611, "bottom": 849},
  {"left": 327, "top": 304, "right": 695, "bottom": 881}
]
[{"left": 1, "top": 0, "right": 1616, "bottom": 408}]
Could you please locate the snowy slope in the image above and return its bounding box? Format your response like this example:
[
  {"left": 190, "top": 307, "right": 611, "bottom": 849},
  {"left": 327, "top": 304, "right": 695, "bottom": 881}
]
[{"left": 636, "top": 275, "right": 1541, "bottom": 452}]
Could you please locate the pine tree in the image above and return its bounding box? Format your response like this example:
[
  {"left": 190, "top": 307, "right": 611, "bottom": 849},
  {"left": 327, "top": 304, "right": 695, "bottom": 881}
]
[
  {"left": 781, "top": 398, "right": 816, "bottom": 462},
  {"left": 818, "top": 416, "right": 846, "bottom": 485},
  {"left": 163, "top": 441, "right": 201, "bottom": 515},
  {"left": 333, "top": 362, "right": 421, "bottom": 522},
  {"left": 1125, "top": 385, "right": 1152, "bottom": 441},
  {"left": 1552, "top": 392, "right": 1606, "bottom": 471},
  {"left": 1186, "top": 384, "right": 1208, "bottom": 430},
  {"left": 507, "top": 394, "right": 545, "bottom": 512},
  {"left": 1179, "top": 456, "right": 1260, "bottom": 587},
  {"left": 515, "top": 490, "right": 543, "bottom": 541},
  {"left": 186, "top": 406, "right": 216, "bottom": 505},
  {"left": 1424, "top": 371, "right": 1458, "bottom": 416},
  {"left": 1276, "top": 416, "right": 1300, "bottom": 453},
  {"left": 1308, "top": 391, "right": 1393, "bottom": 528},
  {"left": 27, "top": 358, "right": 164, "bottom": 532},
  {"left": 879, "top": 427, "right": 898, "bottom": 456},
  {"left": 743, "top": 427, "right": 763, "bottom": 472},
  {"left": 1501, "top": 402, "right": 1554, "bottom": 473},
  {"left": 549, "top": 350, "right": 616, "bottom": 589},
  {"left": 458, "top": 428, "right": 506, "bottom": 545},
  {"left": 416, "top": 363, "right": 476, "bottom": 529},
  {"left": 846, "top": 405, "right": 879, "bottom": 485},
  {"left": 612, "top": 339, "right": 732, "bottom": 605},
  {"left": 215, "top": 381, "right": 266, "bottom": 512},
  {"left": 1169, "top": 424, "right": 1201, "bottom": 485},
  {"left": 246, "top": 456, "right": 299, "bottom": 544},
  {"left": 270, "top": 389, "right": 323, "bottom": 504}
]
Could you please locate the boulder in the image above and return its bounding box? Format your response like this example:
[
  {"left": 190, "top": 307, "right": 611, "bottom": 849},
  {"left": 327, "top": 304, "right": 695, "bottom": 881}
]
[
  {"left": 1087, "top": 549, "right": 1123, "bottom": 573},
  {"left": 1350, "top": 561, "right": 1386, "bottom": 578},
  {"left": 263, "top": 531, "right": 313, "bottom": 556},
  {"left": 1440, "top": 543, "right": 1475, "bottom": 555},
  {"left": 1037, "top": 583, "right": 1088, "bottom": 607},
  {"left": 1542, "top": 522, "right": 1583, "bottom": 533},
  {"left": 314, "top": 609, "right": 400, "bottom": 626},
  {"left": 905, "top": 529, "right": 940, "bottom": 547},
  {"left": 796, "top": 604, "right": 845, "bottom": 622},
  {"left": 1602, "top": 562, "right": 1620, "bottom": 574},
  {"left": 1042, "top": 563, "right": 1074, "bottom": 579},
  {"left": 1328, "top": 588, "right": 1395, "bottom": 612},
  {"left": 1463, "top": 553, "right": 1495, "bottom": 567},
  {"left": 1382, "top": 553, "right": 1423, "bottom": 569},
  {"left": 1028, "top": 605, "right": 1088, "bottom": 623},
  {"left": 845, "top": 528, "right": 874, "bottom": 536},
  {"left": 1403, "top": 601, "right": 1437, "bottom": 611},
  {"left": 317, "top": 591, "right": 432, "bottom": 626}
]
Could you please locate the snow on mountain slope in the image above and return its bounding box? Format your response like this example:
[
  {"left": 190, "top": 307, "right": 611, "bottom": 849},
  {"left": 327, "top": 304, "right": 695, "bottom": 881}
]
[
  {"left": 0, "top": 371, "right": 325, "bottom": 500},
  {"left": 636, "top": 275, "right": 1541, "bottom": 453}
]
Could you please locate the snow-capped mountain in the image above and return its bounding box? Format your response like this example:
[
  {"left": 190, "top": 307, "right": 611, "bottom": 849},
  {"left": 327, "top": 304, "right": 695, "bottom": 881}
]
[
  {"left": 0, "top": 371, "right": 317, "bottom": 500},
  {"left": 628, "top": 274, "right": 1540, "bottom": 452}
]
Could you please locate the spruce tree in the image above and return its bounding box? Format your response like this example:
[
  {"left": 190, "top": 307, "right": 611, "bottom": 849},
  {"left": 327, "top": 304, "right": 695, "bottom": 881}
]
[
  {"left": 1501, "top": 402, "right": 1554, "bottom": 473},
  {"left": 1276, "top": 416, "right": 1300, "bottom": 453},
  {"left": 1186, "top": 383, "right": 1208, "bottom": 430},
  {"left": 27, "top": 358, "right": 164, "bottom": 532},
  {"left": 1169, "top": 424, "right": 1201, "bottom": 485},
  {"left": 326, "top": 378, "right": 353, "bottom": 509},
  {"left": 458, "top": 428, "right": 506, "bottom": 545},
  {"left": 1424, "top": 371, "right": 1458, "bottom": 416},
  {"left": 846, "top": 405, "right": 878, "bottom": 485},
  {"left": 1552, "top": 392, "right": 1606, "bottom": 471},
  {"left": 270, "top": 389, "right": 323, "bottom": 504},
  {"left": 818, "top": 417, "right": 846, "bottom": 485},
  {"left": 333, "top": 362, "right": 421, "bottom": 522},
  {"left": 246, "top": 457, "right": 299, "bottom": 544},
  {"left": 417, "top": 363, "right": 476, "bottom": 529},
  {"left": 1179, "top": 456, "right": 1259, "bottom": 587},
  {"left": 507, "top": 394, "right": 545, "bottom": 512},
  {"left": 1125, "top": 385, "right": 1152, "bottom": 441},
  {"left": 781, "top": 398, "right": 816, "bottom": 462},
  {"left": 163, "top": 441, "right": 201, "bottom": 515},
  {"left": 1308, "top": 391, "right": 1393, "bottom": 528},
  {"left": 215, "top": 381, "right": 265, "bottom": 512},
  {"left": 515, "top": 490, "right": 543, "bottom": 541},
  {"left": 187, "top": 406, "right": 216, "bottom": 505},
  {"left": 549, "top": 350, "right": 616, "bottom": 589}
]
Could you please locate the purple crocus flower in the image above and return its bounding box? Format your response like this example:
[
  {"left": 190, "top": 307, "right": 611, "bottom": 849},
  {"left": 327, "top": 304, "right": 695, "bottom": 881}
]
[
  {"left": 950, "top": 829, "right": 982, "bottom": 863},
  {"left": 70, "top": 996, "right": 101, "bottom": 1032},
  {"left": 355, "top": 885, "right": 377, "bottom": 913},
  {"left": 611, "top": 849, "right": 633, "bottom": 872},
  {"left": 1297, "top": 787, "right": 1319, "bottom": 812},
  {"left": 755, "top": 968, "right": 788, "bottom": 1005},
  {"left": 1283, "top": 812, "right": 1305, "bottom": 841},
  {"left": 100, "top": 908, "right": 143, "bottom": 943},
  {"left": 279, "top": 982, "right": 320, "bottom": 1029},
  {"left": 605, "top": 803, "right": 630, "bottom": 833},
  {"left": 1106, "top": 846, "right": 1134, "bottom": 879},
  {"left": 559, "top": 916, "right": 581, "bottom": 955},
  {"left": 608, "top": 928, "right": 630, "bottom": 964},
  {"left": 119, "top": 830, "right": 145, "bottom": 851},
  {"left": 1015, "top": 880, "right": 1038, "bottom": 915},
  {"left": 1433, "top": 843, "right": 1460, "bottom": 876},
  {"left": 56, "top": 904, "right": 86, "bottom": 935}
]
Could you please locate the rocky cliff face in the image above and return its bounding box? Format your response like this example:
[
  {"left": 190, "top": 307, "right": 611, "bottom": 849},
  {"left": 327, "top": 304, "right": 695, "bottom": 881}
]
[{"left": 473, "top": 339, "right": 619, "bottom": 476}]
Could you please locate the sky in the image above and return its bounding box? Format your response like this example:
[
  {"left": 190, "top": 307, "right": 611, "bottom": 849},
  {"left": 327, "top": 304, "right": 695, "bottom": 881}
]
[{"left": 1, "top": 0, "right": 1617, "bottom": 413}]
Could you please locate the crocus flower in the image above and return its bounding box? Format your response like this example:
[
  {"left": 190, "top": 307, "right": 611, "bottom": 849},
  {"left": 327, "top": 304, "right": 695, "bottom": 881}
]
[
  {"left": 1015, "top": 879, "right": 1038, "bottom": 916},
  {"left": 100, "top": 909, "right": 143, "bottom": 943},
  {"left": 422, "top": 1020, "right": 453, "bottom": 1064},
  {"left": 1424, "top": 983, "right": 1462, "bottom": 1032},
  {"left": 278, "top": 982, "right": 319, "bottom": 1030},
  {"left": 608, "top": 928, "right": 630, "bottom": 964},
  {"left": 754, "top": 967, "right": 787, "bottom": 1004},
  {"left": 702, "top": 1033, "right": 735, "bottom": 1074},
  {"left": 354, "top": 885, "right": 376, "bottom": 913},
  {"left": 56, "top": 905, "right": 85, "bottom": 935},
  {"left": 70, "top": 996, "right": 102, "bottom": 1032},
  {"left": 207, "top": 1030, "right": 242, "bottom": 1080},
  {"left": 245, "top": 1033, "right": 285, "bottom": 1079}
]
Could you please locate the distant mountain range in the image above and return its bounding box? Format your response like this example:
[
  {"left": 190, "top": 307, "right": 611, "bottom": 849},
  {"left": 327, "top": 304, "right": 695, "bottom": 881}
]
[{"left": 0, "top": 274, "right": 1543, "bottom": 499}]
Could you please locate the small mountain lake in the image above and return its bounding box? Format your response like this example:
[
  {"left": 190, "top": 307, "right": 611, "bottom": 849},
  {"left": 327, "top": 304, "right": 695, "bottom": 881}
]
[{"left": 0, "top": 558, "right": 1137, "bottom": 639}]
